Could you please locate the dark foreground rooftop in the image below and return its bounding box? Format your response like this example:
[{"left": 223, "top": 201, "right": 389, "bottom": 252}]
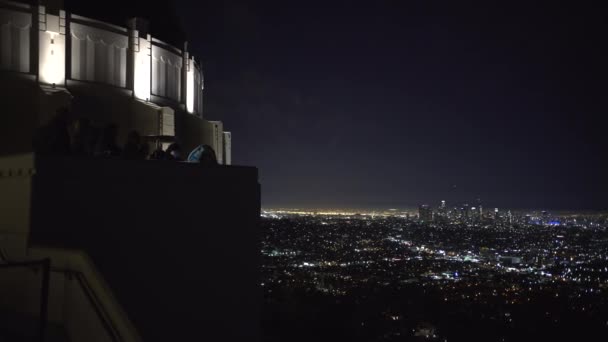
[{"left": 1, "top": 155, "right": 261, "bottom": 341}]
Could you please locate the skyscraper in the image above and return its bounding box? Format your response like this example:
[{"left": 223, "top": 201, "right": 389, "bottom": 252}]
[
  {"left": 436, "top": 200, "right": 447, "bottom": 221},
  {"left": 419, "top": 204, "right": 433, "bottom": 222},
  {"left": 541, "top": 211, "right": 550, "bottom": 225},
  {"left": 476, "top": 198, "right": 483, "bottom": 220},
  {"left": 463, "top": 203, "right": 470, "bottom": 220},
  {"left": 471, "top": 206, "right": 479, "bottom": 221}
]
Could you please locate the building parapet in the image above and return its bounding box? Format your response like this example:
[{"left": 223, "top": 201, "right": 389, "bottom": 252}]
[
  {"left": 0, "top": 0, "right": 204, "bottom": 117},
  {"left": 0, "top": 153, "right": 261, "bottom": 340}
]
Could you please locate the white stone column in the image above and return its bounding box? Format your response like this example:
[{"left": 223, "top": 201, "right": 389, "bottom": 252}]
[
  {"left": 133, "top": 32, "right": 151, "bottom": 101},
  {"left": 128, "top": 18, "right": 151, "bottom": 101},
  {"left": 186, "top": 57, "right": 195, "bottom": 114},
  {"left": 182, "top": 41, "right": 189, "bottom": 106},
  {"left": 37, "top": 5, "right": 66, "bottom": 87}
]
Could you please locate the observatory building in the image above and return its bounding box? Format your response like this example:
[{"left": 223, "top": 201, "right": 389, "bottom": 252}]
[
  {"left": 0, "top": 0, "right": 230, "bottom": 160},
  {"left": 0, "top": 0, "right": 260, "bottom": 341}
]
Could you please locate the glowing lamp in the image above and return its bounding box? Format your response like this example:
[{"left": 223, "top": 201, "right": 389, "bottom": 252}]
[
  {"left": 186, "top": 59, "right": 195, "bottom": 113},
  {"left": 39, "top": 12, "right": 65, "bottom": 86},
  {"left": 133, "top": 35, "right": 151, "bottom": 101}
]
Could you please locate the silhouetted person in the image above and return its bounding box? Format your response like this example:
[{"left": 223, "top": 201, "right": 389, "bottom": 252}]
[
  {"left": 33, "top": 107, "right": 72, "bottom": 155},
  {"left": 149, "top": 146, "right": 167, "bottom": 160},
  {"left": 86, "top": 126, "right": 100, "bottom": 156},
  {"left": 187, "top": 144, "right": 218, "bottom": 166},
  {"left": 70, "top": 118, "right": 92, "bottom": 156},
  {"left": 95, "top": 123, "right": 121, "bottom": 157},
  {"left": 140, "top": 141, "right": 150, "bottom": 159},
  {"left": 166, "top": 142, "right": 183, "bottom": 161},
  {"left": 122, "top": 130, "right": 145, "bottom": 159}
]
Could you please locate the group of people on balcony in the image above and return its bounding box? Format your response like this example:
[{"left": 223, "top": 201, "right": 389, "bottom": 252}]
[{"left": 34, "top": 107, "right": 218, "bottom": 165}]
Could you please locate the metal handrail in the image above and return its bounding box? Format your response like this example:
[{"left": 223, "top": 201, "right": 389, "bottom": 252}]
[
  {"left": 52, "top": 267, "right": 123, "bottom": 342},
  {"left": 0, "top": 260, "right": 123, "bottom": 342},
  {"left": 0, "top": 259, "right": 50, "bottom": 342}
]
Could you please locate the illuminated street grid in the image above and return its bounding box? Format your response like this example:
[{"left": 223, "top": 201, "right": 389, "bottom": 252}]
[{"left": 261, "top": 208, "right": 608, "bottom": 341}]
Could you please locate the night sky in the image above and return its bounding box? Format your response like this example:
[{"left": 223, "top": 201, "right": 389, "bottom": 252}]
[{"left": 70, "top": 0, "right": 608, "bottom": 210}]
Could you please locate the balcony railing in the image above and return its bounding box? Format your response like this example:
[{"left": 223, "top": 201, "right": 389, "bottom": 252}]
[{"left": 0, "top": 248, "right": 135, "bottom": 342}]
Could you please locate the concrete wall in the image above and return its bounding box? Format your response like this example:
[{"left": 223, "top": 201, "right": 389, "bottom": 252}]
[
  {"left": 0, "top": 5, "right": 31, "bottom": 73},
  {"left": 0, "top": 73, "right": 39, "bottom": 155},
  {"left": 173, "top": 109, "right": 202, "bottom": 155},
  {"left": 1, "top": 154, "right": 144, "bottom": 341},
  {"left": 202, "top": 120, "right": 224, "bottom": 164},
  {"left": 151, "top": 40, "right": 182, "bottom": 102},
  {"left": 70, "top": 20, "right": 128, "bottom": 88},
  {"left": 28, "top": 156, "right": 261, "bottom": 341},
  {"left": 67, "top": 81, "right": 134, "bottom": 144},
  {"left": 0, "top": 266, "right": 46, "bottom": 340},
  {"left": 0, "top": 153, "right": 34, "bottom": 258},
  {"left": 223, "top": 131, "right": 232, "bottom": 165}
]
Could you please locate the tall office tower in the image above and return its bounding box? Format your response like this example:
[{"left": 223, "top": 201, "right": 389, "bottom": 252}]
[
  {"left": 223, "top": 131, "right": 232, "bottom": 165},
  {"left": 471, "top": 206, "right": 479, "bottom": 221},
  {"left": 541, "top": 211, "right": 549, "bottom": 225},
  {"left": 507, "top": 210, "right": 513, "bottom": 224},
  {"left": 463, "top": 203, "right": 470, "bottom": 220},
  {"left": 419, "top": 204, "right": 433, "bottom": 222},
  {"left": 437, "top": 200, "right": 447, "bottom": 220},
  {"left": 494, "top": 208, "right": 499, "bottom": 221},
  {"left": 475, "top": 198, "right": 483, "bottom": 219}
]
